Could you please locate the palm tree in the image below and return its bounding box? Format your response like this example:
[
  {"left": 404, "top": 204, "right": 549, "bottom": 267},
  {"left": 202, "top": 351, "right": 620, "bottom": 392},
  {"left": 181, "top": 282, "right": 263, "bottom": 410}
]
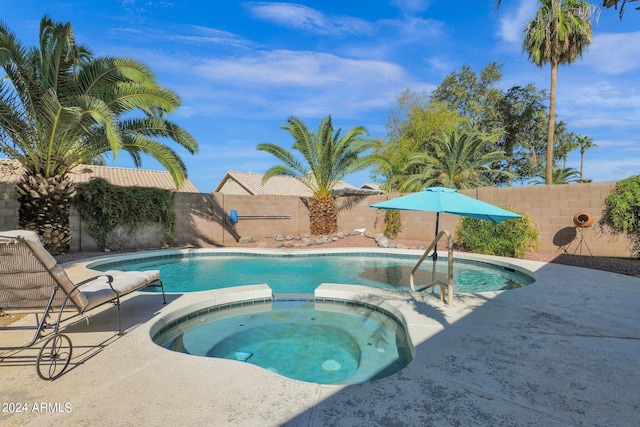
[
  {"left": 554, "top": 126, "right": 579, "bottom": 169},
  {"left": 401, "top": 130, "right": 513, "bottom": 191},
  {"left": 577, "top": 135, "right": 596, "bottom": 181},
  {"left": 257, "top": 115, "right": 378, "bottom": 235},
  {"left": 522, "top": 0, "right": 595, "bottom": 184},
  {"left": 529, "top": 167, "right": 580, "bottom": 184},
  {"left": 496, "top": 1, "right": 636, "bottom": 17},
  {"left": 0, "top": 17, "right": 197, "bottom": 253}
]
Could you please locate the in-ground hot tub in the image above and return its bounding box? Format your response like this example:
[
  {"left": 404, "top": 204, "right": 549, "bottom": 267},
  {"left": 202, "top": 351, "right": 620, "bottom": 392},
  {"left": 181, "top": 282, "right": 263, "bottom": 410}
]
[{"left": 151, "top": 294, "right": 413, "bottom": 384}]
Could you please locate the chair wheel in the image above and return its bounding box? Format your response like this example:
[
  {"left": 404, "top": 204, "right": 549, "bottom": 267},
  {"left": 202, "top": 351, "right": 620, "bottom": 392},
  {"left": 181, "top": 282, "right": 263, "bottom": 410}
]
[{"left": 36, "top": 334, "right": 73, "bottom": 380}]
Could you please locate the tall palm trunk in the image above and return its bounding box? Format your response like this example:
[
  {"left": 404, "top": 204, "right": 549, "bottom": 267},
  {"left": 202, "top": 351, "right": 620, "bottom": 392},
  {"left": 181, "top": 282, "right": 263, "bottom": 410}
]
[
  {"left": 15, "top": 174, "right": 76, "bottom": 254},
  {"left": 580, "top": 146, "right": 585, "bottom": 181},
  {"left": 546, "top": 62, "right": 558, "bottom": 185},
  {"left": 308, "top": 194, "right": 338, "bottom": 235}
]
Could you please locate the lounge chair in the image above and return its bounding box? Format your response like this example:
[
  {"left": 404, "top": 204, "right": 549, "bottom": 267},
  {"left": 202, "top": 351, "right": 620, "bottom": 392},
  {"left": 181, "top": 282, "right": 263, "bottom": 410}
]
[{"left": 0, "top": 229, "right": 165, "bottom": 380}]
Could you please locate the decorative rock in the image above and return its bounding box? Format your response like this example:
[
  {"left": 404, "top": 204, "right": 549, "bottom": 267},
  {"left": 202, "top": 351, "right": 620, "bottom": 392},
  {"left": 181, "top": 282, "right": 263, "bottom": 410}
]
[
  {"left": 239, "top": 237, "right": 255, "bottom": 243},
  {"left": 285, "top": 234, "right": 294, "bottom": 240},
  {"left": 293, "top": 234, "right": 301, "bottom": 240},
  {"left": 376, "top": 236, "right": 389, "bottom": 248},
  {"left": 275, "top": 242, "right": 284, "bottom": 248},
  {"left": 283, "top": 241, "right": 294, "bottom": 248},
  {"left": 336, "top": 232, "right": 344, "bottom": 239},
  {"left": 274, "top": 234, "right": 285, "bottom": 241}
]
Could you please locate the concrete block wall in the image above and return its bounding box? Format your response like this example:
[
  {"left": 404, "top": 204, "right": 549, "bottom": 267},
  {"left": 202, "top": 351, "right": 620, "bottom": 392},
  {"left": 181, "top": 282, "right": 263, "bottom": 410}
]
[
  {"left": 70, "top": 207, "right": 165, "bottom": 252},
  {"left": 342, "top": 182, "right": 630, "bottom": 257},
  {"left": 0, "top": 182, "right": 634, "bottom": 257},
  {"left": 174, "top": 192, "right": 225, "bottom": 247},
  {"left": 472, "top": 183, "right": 627, "bottom": 256},
  {"left": 173, "top": 193, "right": 309, "bottom": 246},
  {"left": 220, "top": 194, "right": 308, "bottom": 242}
]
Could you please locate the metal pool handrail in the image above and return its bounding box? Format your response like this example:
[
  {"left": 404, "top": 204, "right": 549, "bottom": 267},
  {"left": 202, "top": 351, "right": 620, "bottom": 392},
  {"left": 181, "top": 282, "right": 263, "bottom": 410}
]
[{"left": 409, "top": 229, "right": 454, "bottom": 307}]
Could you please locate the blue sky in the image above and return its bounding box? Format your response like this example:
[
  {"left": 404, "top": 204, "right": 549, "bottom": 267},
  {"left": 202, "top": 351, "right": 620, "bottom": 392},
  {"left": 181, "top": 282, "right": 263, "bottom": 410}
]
[{"left": 3, "top": 0, "right": 639, "bottom": 192}]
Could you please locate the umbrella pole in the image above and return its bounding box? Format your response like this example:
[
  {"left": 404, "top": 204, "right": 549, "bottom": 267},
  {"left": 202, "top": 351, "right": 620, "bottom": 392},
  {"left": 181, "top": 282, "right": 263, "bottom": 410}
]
[
  {"left": 432, "top": 213, "right": 439, "bottom": 261},
  {"left": 431, "top": 213, "right": 439, "bottom": 284}
]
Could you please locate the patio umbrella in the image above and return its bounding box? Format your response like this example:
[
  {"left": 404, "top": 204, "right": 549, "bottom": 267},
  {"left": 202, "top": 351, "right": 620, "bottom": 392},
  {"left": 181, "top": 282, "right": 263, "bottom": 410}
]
[
  {"left": 369, "top": 186, "right": 521, "bottom": 238},
  {"left": 369, "top": 187, "right": 521, "bottom": 301}
]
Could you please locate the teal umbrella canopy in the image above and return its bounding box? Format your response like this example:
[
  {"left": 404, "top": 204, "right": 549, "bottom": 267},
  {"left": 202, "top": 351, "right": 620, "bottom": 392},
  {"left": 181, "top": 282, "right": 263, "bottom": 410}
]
[{"left": 369, "top": 187, "right": 521, "bottom": 234}]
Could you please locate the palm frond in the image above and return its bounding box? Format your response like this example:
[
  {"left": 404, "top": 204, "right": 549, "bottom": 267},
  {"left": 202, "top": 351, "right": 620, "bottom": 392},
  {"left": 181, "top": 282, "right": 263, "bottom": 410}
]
[
  {"left": 257, "top": 142, "right": 309, "bottom": 179},
  {"left": 119, "top": 116, "right": 198, "bottom": 154},
  {"left": 117, "top": 133, "right": 188, "bottom": 189}
]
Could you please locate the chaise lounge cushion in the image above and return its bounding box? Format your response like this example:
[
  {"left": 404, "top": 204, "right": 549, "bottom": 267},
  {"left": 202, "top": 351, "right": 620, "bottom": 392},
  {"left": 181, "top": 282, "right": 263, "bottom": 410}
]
[
  {"left": 77, "top": 270, "right": 160, "bottom": 312},
  {"left": 49, "top": 265, "right": 161, "bottom": 312}
]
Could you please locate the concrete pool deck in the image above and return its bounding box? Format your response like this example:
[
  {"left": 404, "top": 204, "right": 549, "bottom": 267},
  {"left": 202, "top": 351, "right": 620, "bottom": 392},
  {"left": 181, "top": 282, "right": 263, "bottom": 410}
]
[{"left": 1, "top": 250, "right": 639, "bottom": 426}]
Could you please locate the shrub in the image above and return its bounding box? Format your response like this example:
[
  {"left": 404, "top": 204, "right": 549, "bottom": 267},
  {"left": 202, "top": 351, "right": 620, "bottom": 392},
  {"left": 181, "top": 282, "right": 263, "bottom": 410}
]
[
  {"left": 74, "top": 178, "right": 176, "bottom": 251},
  {"left": 601, "top": 175, "right": 640, "bottom": 257},
  {"left": 455, "top": 207, "right": 538, "bottom": 258},
  {"left": 384, "top": 210, "right": 403, "bottom": 238}
]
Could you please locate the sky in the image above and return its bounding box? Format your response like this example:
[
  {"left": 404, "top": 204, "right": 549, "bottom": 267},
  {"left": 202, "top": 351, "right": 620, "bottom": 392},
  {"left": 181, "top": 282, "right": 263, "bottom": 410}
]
[{"left": 2, "top": 0, "right": 639, "bottom": 192}]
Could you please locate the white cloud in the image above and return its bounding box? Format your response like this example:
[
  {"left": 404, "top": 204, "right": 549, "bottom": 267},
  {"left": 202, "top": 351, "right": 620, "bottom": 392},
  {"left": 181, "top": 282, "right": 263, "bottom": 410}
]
[
  {"left": 191, "top": 50, "right": 407, "bottom": 87},
  {"left": 427, "top": 56, "right": 454, "bottom": 74},
  {"left": 579, "top": 157, "right": 640, "bottom": 182},
  {"left": 589, "top": 138, "right": 639, "bottom": 149},
  {"left": 381, "top": 16, "right": 444, "bottom": 45},
  {"left": 582, "top": 31, "right": 640, "bottom": 75},
  {"left": 244, "top": 2, "right": 373, "bottom": 36},
  {"left": 112, "top": 25, "right": 256, "bottom": 49},
  {"left": 182, "top": 50, "right": 417, "bottom": 120},
  {"left": 564, "top": 80, "right": 640, "bottom": 109},
  {"left": 496, "top": 0, "right": 538, "bottom": 44},
  {"left": 391, "top": 0, "right": 431, "bottom": 15}
]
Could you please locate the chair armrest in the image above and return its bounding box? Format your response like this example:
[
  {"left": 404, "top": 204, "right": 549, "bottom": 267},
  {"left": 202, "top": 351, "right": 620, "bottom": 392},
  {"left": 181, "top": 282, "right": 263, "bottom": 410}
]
[{"left": 70, "top": 274, "right": 116, "bottom": 294}]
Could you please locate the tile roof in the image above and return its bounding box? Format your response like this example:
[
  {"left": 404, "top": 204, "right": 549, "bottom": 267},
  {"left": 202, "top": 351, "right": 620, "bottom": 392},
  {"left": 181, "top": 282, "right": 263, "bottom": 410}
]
[
  {"left": 0, "top": 159, "right": 199, "bottom": 192},
  {"left": 215, "top": 171, "right": 356, "bottom": 197},
  {"left": 360, "top": 183, "right": 381, "bottom": 191}
]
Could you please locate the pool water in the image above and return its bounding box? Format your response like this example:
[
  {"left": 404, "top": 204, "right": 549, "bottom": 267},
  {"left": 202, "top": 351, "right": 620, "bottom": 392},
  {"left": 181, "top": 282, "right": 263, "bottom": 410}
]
[
  {"left": 152, "top": 299, "right": 413, "bottom": 384},
  {"left": 95, "top": 253, "right": 533, "bottom": 294}
]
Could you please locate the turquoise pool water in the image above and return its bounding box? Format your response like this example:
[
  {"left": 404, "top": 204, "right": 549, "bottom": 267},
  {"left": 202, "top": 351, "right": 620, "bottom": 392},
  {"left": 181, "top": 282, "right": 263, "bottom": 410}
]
[
  {"left": 92, "top": 252, "right": 534, "bottom": 294},
  {"left": 152, "top": 299, "right": 413, "bottom": 384}
]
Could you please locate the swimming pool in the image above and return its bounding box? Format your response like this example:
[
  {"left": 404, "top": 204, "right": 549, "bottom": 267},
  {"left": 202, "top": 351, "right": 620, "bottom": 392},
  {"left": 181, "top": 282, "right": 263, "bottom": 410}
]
[
  {"left": 89, "top": 250, "right": 535, "bottom": 294},
  {"left": 151, "top": 297, "right": 413, "bottom": 384}
]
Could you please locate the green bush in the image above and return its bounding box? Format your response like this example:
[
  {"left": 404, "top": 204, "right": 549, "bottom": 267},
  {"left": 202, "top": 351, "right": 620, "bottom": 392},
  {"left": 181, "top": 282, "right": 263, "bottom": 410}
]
[
  {"left": 74, "top": 178, "right": 176, "bottom": 251},
  {"left": 601, "top": 175, "right": 640, "bottom": 257},
  {"left": 455, "top": 207, "right": 538, "bottom": 258},
  {"left": 384, "top": 210, "right": 403, "bottom": 238}
]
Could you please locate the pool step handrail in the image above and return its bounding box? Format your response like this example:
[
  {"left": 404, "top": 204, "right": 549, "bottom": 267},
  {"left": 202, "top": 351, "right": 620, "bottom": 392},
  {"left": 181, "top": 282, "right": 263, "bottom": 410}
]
[{"left": 410, "top": 229, "right": 454, "bottom": 307}]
